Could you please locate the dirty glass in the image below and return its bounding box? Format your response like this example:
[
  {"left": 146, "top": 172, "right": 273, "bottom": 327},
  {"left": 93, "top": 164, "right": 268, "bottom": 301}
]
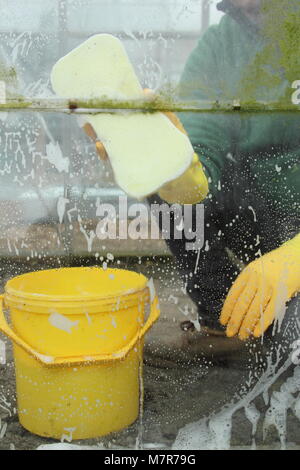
[{"left": 0, "top": 0, "right": 299, "bottom": 452}]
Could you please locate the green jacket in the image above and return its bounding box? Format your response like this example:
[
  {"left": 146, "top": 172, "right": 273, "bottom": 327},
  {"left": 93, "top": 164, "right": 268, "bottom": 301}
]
[{"left": 178, "top": 10, "right": 300, "bottom": 217}]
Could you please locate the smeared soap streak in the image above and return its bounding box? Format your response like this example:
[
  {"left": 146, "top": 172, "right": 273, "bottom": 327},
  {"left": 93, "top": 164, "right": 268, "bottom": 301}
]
[
  {"left": 48, "top": 312, "right": 79, "bottom": 334},
  {"left": 244, "top": 403, "right": 261, "bottom": 449},
  {"left": 135, "top": 341, "right": 144, "bottom": 450},
  {"left": 35, "top": 353, "right": 54, "bottom": 364},
  {"left": 61, "top": 427, "right": 76, "bottom": 443},
  {"left": 248, "top": 206, "right": 257, "bottom": 223},
  {"left": 45, "top": 142, "right": 69, "bottom": 173},
  {"left": 0, "top": 419, "right": 7, "bottom": 439},
  {"left": 0, "top": 393, "right": 11, "bottom": 416},
  {"left": 0, "top": 340, "right": 6, "bottom": 365},
  {"left": 147, "top": 277, "right": 155, "bottom": 303},
  {"left": 57, "top": 196, "right": 69, "bottom": 224},
  {"left": 78, "top": 215, "right": 96, "bottom": 253},
  {"left": 168, "top": 294, "right": 178, "bottom": 305},
  {"left": 173, "top": 353, "right": 294, "bottom": 450},
  {"left": 263, "top": 367, "right": 300, "bottom": 450}
]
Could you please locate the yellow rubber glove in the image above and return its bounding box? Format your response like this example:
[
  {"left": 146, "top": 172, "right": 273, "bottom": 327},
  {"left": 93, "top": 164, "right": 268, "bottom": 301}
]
[
  {"left": 220, "top": 234, "right": 300, "bottom": 340},
  {"left": 158, "top": 153, "right": 209, "bottom": 204},
  {"left": 156, "top": 109, "right": 209, "bottom": 205}
]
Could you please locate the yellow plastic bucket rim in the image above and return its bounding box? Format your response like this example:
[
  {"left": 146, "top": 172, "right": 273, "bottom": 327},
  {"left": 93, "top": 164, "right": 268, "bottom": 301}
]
[
  {"left": 4, "top": 288, "right": 149, "bottom": 315},
  {"left": 4, "top": 267, "right": 150, "bottom": 314},
  {"left": 4, "top": 267, "right": 149, "bottom": 303},
  {"left": 0, "top": 294, "right": 160, "bottom": 368}
]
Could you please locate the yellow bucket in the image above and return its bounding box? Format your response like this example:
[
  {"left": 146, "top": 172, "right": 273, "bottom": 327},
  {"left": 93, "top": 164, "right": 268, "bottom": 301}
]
[{"left": 0, "top": 267, "right": 160, "bottom": 440}]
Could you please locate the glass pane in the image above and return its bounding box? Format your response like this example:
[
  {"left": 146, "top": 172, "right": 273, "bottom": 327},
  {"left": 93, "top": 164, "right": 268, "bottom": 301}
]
[{"left": 0, "top": 0, "right": 299, "bottom": 452}]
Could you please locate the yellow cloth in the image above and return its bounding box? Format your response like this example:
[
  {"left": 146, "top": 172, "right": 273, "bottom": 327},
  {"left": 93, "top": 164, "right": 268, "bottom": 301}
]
[
  {"left": 158, "top": 153, "right": 209, "bottom": 205},
  {"left": 220, "top": 234, "right": 300, "bottom": 340}
]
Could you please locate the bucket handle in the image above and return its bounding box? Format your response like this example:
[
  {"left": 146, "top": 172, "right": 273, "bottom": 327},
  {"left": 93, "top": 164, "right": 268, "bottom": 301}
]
[{"left": 0, "top": 294, "right": 160, "bottom": 368}]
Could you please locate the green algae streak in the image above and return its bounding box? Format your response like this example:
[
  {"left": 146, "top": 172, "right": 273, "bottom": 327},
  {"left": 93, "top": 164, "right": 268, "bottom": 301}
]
[
  {"left": 0, "top": 97, "right": 299, "bottom": 114},
  {"left": 240, "top": 0, "right": 300, "bottom": 104}
]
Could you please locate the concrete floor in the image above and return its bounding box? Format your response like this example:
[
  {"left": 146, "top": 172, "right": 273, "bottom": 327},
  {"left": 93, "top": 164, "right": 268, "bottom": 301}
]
[{"left": 0, "top": 257, "right": 299, "bottom": 450}]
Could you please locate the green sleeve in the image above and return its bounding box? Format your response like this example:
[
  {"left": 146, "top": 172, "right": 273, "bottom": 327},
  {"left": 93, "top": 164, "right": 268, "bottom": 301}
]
[{"left": 177, "top": 23, "right": 235, "bottom": 194}]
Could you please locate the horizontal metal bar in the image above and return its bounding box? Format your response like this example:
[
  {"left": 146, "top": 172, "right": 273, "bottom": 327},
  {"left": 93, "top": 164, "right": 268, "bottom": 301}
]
[{"left": 0, "top": 98, "right": 299, "bottom": 113}]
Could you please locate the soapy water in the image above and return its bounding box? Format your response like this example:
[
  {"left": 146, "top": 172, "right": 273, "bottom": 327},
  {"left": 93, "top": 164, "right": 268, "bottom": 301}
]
[
  {"left": 48, "top": 312, "right": 79, "bottom": 334},
  {"left": 173, "top": 300, "right": 300, "bottom": 450},
  {"left": 173, "top": 358, "right": 295, "bottom": 450},
  {"left": 0, "top": 393, "right": 11, "bottom": 417},
  {"left": 135, "top": 340, "right": 144, "bottom": 451}
]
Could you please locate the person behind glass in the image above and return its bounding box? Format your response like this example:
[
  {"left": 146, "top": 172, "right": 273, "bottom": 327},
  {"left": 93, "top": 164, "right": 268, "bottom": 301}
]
[{"left": 87, "top": 0, "right": 300, "bottom": 360}]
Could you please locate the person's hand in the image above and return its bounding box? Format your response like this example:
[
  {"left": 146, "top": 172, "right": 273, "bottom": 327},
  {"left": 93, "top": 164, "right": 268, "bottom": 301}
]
[{"left": 220, "top": 235, "right": 300, "bottom": 340}]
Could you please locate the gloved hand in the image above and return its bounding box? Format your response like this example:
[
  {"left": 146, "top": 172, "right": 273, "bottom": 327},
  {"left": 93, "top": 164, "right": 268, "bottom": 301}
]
[
  {"left": 220, "top": 234, "right": 300, "bottom": 340},
  {"left": 82, "top": 89, "right": 209, "bottom": 205},
  {"left": 158, "top": 153, "right": 208, "bottom": 204}
]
